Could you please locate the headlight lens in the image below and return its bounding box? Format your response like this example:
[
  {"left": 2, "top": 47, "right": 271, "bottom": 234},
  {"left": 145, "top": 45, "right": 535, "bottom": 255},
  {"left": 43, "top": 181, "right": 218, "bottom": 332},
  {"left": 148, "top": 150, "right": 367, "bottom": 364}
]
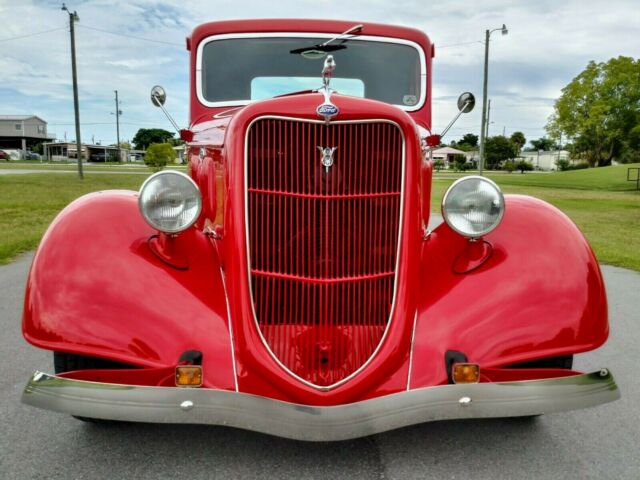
[
  {"left": 139, "top": 171, "right": 202, "bottom": 233},
  {"left": 442, "top": 176, "right": 505, "bottom": 238}
]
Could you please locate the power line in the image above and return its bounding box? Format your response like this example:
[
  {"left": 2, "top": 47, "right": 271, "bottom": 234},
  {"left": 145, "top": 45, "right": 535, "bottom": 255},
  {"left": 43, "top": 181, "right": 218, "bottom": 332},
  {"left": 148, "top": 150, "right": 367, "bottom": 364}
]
[
  {"left": 438, "top": 40, "right": 483, "bottom": 49},
  {"left": 77, "top": 24, "right": 183, "bottom": 47},
  {"left": 0, "top": 27, "right": 66, "bottom": 43}
]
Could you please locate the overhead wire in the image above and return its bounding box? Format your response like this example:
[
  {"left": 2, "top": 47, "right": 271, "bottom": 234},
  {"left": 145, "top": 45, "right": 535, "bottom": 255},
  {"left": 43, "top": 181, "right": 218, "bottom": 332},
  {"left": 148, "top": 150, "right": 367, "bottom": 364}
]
[
  {"left": 77, "top": 25, "right": 183, "bottom": 47},
  {"left": 0, "top": 27, "right": 66, "bottom": 43}
]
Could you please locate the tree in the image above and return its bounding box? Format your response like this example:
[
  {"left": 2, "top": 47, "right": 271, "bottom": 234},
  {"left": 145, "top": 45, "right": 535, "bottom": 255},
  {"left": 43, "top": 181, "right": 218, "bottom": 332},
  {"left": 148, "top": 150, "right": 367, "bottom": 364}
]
[
  {"left": 528, "top": 137, "right": 556, "bottom": 151},
  {"left": 484, "top": 136, "right": 519, "bottom": 169},
  {"left": 132, "top": 128, "right": 175, "bottom": 150},
  {"left": 144, "top": 143, "right": 175, "bottom": 171},
  {"left": 546, "top": 56, "right": 640, "bottom": 167},
  {"left": 510, "top": 131, "right": 526, "bottom": 152},
  {"left": 459, "top": 133, "right": 478, "bottom": 148}
]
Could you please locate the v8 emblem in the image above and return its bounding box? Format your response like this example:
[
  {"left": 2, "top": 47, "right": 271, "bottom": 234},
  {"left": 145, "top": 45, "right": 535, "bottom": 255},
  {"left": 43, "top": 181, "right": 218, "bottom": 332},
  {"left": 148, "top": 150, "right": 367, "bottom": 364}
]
[{"left": 317, "top": 146, "right": 338, "bottom": 173}]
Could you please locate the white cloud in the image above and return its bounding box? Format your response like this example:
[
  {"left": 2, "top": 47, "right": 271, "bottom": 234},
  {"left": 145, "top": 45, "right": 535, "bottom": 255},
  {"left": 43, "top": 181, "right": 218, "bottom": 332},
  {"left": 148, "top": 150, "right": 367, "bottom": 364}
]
[{"left": 0, "top": 0, "right": 637, "bottom": 144}]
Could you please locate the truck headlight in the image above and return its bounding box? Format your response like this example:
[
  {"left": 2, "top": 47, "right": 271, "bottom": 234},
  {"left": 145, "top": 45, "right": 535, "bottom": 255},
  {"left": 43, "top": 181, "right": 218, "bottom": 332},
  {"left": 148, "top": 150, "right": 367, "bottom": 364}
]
[
  {"left": 442, "top": 176, "right": 505, "bottom": 238},
  {"left": 139, "top": 171, "right": 202, "bottom": 233}
]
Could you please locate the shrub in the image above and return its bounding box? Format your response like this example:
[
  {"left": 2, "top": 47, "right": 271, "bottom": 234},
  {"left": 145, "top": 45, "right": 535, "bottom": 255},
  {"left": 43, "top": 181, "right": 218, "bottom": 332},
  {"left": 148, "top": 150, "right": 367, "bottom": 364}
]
[
  {"left": 567, "top": 162, "right": 589, "bottom": 170},
  {"left": 503, "top": 161, "right": 516, "bottom": 173},
  {"left": 144, "top": 143, "right": 175, "bottom": 171},
  {"left": 452, "top": 154, "right": 472, "bottom": 172},
  {"left": 433, "top": 159, "right": 445, "bottom": 172},
  {"left": 556, "top": 158, "right": 570, "bottom": 171},
  {"left": 515, "top": 160, "right": 534, "bottom": 173}
]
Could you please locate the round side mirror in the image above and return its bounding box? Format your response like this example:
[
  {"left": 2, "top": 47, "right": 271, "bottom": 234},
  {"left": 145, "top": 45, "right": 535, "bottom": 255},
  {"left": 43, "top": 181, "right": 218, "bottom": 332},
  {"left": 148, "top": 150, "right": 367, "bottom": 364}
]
[
  {"left": 457, "top": 92, "right": 475, "bottom": 113},
  {"left": 150, "top": 85, "right": 167, "bottom": 107}
]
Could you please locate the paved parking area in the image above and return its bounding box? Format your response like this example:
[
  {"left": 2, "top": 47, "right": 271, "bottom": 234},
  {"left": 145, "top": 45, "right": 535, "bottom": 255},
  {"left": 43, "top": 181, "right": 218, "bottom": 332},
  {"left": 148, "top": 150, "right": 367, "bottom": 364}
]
[{"left": 1, "top": 253, "right": 638, "bottom": 479}]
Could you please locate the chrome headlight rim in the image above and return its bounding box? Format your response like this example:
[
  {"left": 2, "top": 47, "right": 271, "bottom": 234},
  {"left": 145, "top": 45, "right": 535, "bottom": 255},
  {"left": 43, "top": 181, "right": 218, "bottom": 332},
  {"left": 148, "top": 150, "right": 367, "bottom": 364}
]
[
  {"left": 441, "top": 175, "right": 505, "bottom": 239},
  {"left": 138, "top": 170, "right": 202, "bottom": 234}
]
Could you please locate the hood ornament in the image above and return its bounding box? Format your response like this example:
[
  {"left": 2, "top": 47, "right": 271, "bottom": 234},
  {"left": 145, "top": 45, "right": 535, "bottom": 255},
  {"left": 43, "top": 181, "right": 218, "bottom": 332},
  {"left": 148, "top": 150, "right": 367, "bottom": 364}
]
[
  {"left": 316, "top": 55, "right": 339, "bottom": 123},
  {"left": 317, "top": 146, "right": 338, "bottom": 173}
]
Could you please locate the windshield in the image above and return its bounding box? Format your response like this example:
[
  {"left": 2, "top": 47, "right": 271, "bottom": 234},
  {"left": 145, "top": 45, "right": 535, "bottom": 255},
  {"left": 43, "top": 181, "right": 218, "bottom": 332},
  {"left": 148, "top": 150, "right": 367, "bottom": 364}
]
[{"left": 199, "top": 36, "right": 424, "bottom": 108}]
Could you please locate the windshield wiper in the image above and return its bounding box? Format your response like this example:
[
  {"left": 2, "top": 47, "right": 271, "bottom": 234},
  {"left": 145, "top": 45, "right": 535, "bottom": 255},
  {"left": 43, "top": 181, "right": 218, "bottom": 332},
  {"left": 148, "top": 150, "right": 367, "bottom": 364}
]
[{"left": 290, "top": 24, "right": 364, "bottom": 57}]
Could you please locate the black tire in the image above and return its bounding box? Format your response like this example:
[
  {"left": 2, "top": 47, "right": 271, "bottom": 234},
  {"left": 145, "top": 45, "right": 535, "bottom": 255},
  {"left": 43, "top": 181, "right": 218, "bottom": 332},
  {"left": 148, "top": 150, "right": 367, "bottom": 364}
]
[
  {"left": 507, "top": 355, "right": 573, "bottom": 370},
  {"left": 53, "top": 352, "right": 133, "bottom": 424}
]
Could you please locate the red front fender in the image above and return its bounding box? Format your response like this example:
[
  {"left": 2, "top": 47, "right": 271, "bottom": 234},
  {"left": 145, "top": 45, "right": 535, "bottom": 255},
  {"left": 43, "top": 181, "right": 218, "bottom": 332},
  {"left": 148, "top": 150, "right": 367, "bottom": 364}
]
[
  {"left": 22, "top": 191, "right": 236, "bottom": 391},
  {"left": 409, "top": 194, "right": 608, "bottom": 388}
]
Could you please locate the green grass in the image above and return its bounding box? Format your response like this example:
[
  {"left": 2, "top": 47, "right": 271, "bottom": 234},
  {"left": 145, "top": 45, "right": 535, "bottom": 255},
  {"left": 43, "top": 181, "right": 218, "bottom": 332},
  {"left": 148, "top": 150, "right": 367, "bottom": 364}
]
[
  {"left": 0, "top": 172, "right": 144, "bottom": 265},
  {"left": 486, "top": 162, "right": 640, "bottom": 191},
  {"left": 432, "top": 163, "right": 640, "bottom": 270},
  {"left": 0, "top": 162, "right": 186, "bottom": 171},
  {"left": 0, "top": 163, "right": 638, "bottom": 270}
]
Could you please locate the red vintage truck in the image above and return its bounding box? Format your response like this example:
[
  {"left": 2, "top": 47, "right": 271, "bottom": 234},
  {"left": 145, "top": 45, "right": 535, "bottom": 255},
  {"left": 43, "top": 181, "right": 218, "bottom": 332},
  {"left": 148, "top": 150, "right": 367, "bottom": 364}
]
[{"left": 21, "top": 19, "right": 619, "bottom": 441}]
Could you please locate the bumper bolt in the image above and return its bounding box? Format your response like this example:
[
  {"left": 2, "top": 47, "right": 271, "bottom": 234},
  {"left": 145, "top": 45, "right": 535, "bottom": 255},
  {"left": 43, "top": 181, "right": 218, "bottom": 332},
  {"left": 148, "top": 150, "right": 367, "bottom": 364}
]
[
  {"left": 599, "top": 368, "right": 609, "bottom": 377},
  {"left": 459, "top": 396, "right": 472, "bottom": 406},
  {"left": 180, "top": 400, "right": 194, "bottom": 411}
]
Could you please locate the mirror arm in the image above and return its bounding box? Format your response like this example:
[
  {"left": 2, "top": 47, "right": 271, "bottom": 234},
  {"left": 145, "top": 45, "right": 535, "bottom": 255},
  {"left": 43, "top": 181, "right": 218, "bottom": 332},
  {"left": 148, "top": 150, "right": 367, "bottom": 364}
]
[
  {"left": 439, "top": 100, "right": 471, "bottom": 139},
  {"left": 152, "top": 93, "right": 181, "bottom": 134}
]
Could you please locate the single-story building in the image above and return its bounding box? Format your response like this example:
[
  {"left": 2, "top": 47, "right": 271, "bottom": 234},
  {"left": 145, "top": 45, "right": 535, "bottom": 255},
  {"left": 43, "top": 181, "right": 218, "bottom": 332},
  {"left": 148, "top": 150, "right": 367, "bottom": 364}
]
[
  {"left": 43, "top": 142, "right": 126, "bottom": 162},
  {"left": 520, "top": 150, "right": 570, "bottom": 171},
  {"left": 432, "top": 146, "right": 468, "bottom": 167}
]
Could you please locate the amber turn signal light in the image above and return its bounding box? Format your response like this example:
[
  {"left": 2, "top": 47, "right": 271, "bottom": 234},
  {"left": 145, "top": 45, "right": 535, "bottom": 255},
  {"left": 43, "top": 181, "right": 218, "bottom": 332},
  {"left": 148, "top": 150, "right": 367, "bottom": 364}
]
[
  {"left": 175, "top": 366, "right": 203, "bottom": 387},
  {"left": 452, "top": 363, "right": 480, "bottom": 384}
]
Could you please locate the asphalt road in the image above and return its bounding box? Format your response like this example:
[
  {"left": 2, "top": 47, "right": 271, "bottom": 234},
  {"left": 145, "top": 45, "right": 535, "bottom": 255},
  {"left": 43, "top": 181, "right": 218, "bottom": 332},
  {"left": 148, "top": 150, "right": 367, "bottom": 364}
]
[{"left": 1, "top": 253, "right": 638, "bottom": 479}]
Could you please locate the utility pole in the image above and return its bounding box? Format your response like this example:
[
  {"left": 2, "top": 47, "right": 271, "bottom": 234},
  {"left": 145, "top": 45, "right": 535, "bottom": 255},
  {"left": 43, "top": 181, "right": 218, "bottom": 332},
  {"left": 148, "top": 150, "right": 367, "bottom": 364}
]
[
  {"left": 478, "top": 24, "right": 508, "bottom": 176},
  {"left": 485, "top": 99, "right": 491, "bottom": 139},
  {"left": 113, "top": 90, "right": 122, "bottom": 161},
  {"left": 62, "top": 3, "right": 83, "bottom": 179}
]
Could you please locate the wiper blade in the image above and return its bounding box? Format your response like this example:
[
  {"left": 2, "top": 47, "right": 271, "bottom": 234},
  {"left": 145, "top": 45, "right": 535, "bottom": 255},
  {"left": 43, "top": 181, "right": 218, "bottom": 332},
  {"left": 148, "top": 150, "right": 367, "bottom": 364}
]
[
  {"left": 289, "top": 44, "right": 346, "bottom": 55},
  {"left": 290, "top": 23, "right": 363, "bottom": 57}
]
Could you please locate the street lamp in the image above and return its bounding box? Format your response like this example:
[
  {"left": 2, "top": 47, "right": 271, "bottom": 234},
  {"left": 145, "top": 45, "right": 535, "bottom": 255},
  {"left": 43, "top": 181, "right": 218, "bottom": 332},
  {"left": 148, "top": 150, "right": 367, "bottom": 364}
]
[
  {"left": 61, "top": 3, "right": 83, "bottom": 179},
  {"left": 478, "top": 24, "right": 508, "bottom": 176}
]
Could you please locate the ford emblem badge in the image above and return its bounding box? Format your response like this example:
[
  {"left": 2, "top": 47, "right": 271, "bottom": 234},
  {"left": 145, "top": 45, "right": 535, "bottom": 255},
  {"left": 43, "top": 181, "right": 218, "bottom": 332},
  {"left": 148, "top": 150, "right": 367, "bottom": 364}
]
[{"left": 316, "top": 103, "right": 339, "bottom": 118}]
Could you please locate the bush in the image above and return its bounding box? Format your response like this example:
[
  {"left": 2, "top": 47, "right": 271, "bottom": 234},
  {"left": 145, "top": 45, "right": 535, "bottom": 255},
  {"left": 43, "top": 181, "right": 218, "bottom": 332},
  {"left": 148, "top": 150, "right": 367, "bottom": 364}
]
[
  {"left": 144, "top": 143, "right": 175, "bottom": 171},
  {"left": 567, "top": 162, "right": 589, "bottom": 170},
  {"left": 452, "top": 154, "right": 472, "bottom": 172},
  {"left": 556, "top": 158, "right": 570, "bottom": 171},
  {"left": 503, "top": 161, "right": 516, "bottom": 173},
  {"left": 433, "top": 159, "right": 445, "bottom": 172},
  {"left": 515, "top": 160, "right": 534, "bottom": 173}
]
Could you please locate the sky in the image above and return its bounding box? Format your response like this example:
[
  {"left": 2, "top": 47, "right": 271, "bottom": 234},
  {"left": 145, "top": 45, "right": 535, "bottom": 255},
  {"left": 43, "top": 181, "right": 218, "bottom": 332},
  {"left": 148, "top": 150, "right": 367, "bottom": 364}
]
[{"left": 0, "top": 0, "right": 638, "bottom": 147}]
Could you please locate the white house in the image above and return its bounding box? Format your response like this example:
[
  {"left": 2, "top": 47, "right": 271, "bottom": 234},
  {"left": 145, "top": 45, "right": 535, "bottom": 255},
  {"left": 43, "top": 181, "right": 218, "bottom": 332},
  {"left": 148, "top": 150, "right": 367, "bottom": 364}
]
[
  {"left": 521, "top": 150, "right": 570, "bottom": 171},
  {"left": 432, "top": 146, "right": 468, "bottom": 167}
]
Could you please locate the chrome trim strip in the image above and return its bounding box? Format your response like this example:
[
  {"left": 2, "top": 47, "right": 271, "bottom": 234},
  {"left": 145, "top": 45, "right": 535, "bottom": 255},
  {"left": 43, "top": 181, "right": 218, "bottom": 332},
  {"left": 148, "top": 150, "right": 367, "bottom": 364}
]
[
  {"left": 22, "top": 369, "right": 620, "bottom": 442},
  {"left": 406, "top": 311, "right": 418, "bottom": 390},
  {"left": 243, "top": 116, "right": 406, "bottom": 391},
  {"left": 209, "top": 237, "right": 239, "bottom": 392},
  {"left": 219, "top": 265, "right": 239, "bottom": 393},
  {"left": 195, "top": 32, "right": 427, "bottom": 111}
]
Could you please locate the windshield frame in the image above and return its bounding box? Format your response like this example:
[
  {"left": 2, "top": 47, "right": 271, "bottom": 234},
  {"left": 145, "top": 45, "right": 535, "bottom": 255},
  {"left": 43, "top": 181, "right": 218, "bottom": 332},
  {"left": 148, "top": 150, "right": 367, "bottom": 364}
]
[{"left": 195, "top": 32, "right": 427, "bottom": 111}]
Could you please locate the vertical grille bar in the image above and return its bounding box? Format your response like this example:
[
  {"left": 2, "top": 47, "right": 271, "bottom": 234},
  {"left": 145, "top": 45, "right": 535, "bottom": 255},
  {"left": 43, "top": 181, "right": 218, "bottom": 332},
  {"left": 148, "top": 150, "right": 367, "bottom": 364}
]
[{"left": 247, "top": 118, "right": 403, "bottom": 388}]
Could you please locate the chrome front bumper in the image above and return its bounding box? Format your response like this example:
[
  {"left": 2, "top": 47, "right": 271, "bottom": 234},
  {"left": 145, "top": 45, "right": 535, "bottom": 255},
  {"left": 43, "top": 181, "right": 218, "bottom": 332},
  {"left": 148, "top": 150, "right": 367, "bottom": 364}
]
[{"left": 22, "top": 370, "right": 619, "bottom": 441}]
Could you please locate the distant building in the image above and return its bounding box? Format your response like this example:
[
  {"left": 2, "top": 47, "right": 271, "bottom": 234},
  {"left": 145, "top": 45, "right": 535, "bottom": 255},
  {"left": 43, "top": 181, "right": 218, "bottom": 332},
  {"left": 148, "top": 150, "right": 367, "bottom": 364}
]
[
  {"left": 432, "top": 146, "right": 467, "bottom": 167},
  {"left": 0, "top": 115, "right": 54, "bottom": 157},
  {"left": 520, "top": 150, "right": 570, "bottom": 171},
  {"left": 43, "top": 142, "right": 124, "bottom": 162}
]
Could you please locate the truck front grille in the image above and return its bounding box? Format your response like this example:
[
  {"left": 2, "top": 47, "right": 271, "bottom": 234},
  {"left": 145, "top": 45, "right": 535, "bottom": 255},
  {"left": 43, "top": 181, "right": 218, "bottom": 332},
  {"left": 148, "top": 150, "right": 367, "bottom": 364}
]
[{"left": 246, "top": 117, "right": 404, "bottom": 388}]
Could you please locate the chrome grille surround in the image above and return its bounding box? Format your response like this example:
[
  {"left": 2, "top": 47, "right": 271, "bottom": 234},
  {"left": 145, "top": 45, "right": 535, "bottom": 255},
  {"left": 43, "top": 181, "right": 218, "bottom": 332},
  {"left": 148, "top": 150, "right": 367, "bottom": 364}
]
[{"left": 244, "top": 116, "right": 406, "bottom": 390}]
